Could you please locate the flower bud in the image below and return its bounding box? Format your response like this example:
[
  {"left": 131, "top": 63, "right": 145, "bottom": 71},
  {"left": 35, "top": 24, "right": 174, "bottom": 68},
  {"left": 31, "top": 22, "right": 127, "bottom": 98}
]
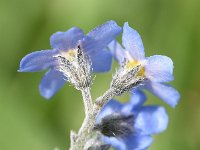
[{"left": 94, "top": 113, "right": 134, "bottom": 137}]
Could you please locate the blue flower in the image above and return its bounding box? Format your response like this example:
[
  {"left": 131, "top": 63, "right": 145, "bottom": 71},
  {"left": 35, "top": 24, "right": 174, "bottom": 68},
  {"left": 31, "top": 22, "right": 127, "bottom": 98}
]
[
  {"left": 95, "top": 90, "right": 168, "bottom": 150},
  {"left": 19, "top": 21, "right": 121, "bottom": 99},
  {"left": 108, "top": 22, "right": 180, "bottom": 108}
]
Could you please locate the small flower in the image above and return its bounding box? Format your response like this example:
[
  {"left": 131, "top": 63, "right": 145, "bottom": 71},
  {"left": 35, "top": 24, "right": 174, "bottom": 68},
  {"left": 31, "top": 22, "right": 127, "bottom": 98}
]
[
  {"left": 95, "top": 90, "right": 168, "bottom": 150},
  {"left": 109, "top": 22, "right": 180, "bottom": 108},
  {"left": 19, "top": 21, "right": 121, "bottom": 99}
]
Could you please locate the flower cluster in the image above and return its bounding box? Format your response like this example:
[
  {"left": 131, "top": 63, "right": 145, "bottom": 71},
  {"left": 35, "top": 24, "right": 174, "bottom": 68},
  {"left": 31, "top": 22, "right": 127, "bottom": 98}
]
[{"left": 19, "top": 21, "right": 180, "bottom": 150}]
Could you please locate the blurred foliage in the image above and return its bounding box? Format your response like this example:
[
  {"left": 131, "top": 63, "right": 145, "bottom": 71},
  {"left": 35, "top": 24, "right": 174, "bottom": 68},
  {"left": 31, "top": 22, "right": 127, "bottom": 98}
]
[{"left": 0, "top": 0, "right": 200, "bottom": 149}]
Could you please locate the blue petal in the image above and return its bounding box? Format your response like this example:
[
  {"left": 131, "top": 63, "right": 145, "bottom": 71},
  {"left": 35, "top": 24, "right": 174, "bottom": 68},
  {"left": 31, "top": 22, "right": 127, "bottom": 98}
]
[
  {"left": 102, "top": 135, "right": 153, "bottom": 150},
  {"left": 134, "top": 106, "right": 168, "bottom": 135},
  {"left": 121, "top": 90, "right": 146, "bottom": 114},
  {"left": 108, "top": 40, "right": 125, "bottom": 64},
  {"left": 39, "top": 69, "right": 66, "bottom": 99},
  {"left": 122, "top": 135, "right": 153, "bottom": 150},
  {"left": 19, "top": 49, "right": 56, "bottom": 72},
  {"left": 80, "top": 20, "right": 121, "bottom": 53},
  {"left": 130, "top": 89, "right": 147, "bottom": 108},
  {"left": 122, "top": 22, "right": 145, "bottom": 60},
  {"left": 89, "top": 49, "right": 112, "bottom": 72},
  {"left": 96, "top": 99, "right": 122, "bottom": 123},
  {"left": 50, "top": 27, "right": 84, "bottom": 50},
  {"left": 146, "top": 82, "right": 180, "bottom": 108},
  {"left": 102, "top": 136, "right": 126, "bottom": 150},
  {"left": 145, "top": 55, "right": 174, "bottom": 82}
]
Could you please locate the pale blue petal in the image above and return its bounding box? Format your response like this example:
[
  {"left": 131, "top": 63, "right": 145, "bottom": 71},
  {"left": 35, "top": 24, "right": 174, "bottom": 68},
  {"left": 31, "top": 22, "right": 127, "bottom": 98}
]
[
  {"left": 146, "top": 82, "right": 180, "bottom": 108},
  {"left": 121, "top": 90, "right": 146, "bottom": 114},
  {"left": 145, "top": 55, "right": 174, "bottom": 82},
  {"left": 19, "top": 49, "right": 56, "bottom": 72},
  {"left": 39, "top": 69, "right": 66, "bottom": 99},
  {"left": 80, "top": 20, "right": 121, "bottom": 53},
  {"left": 102, "top": 135, "right": 153, "bottom": 150},
  {"left": 134, "top": 106, "right": 168, "bottom": 135},
  {"left": 89, "top": 49, "right": 112, "bottom": 72},
  {"left": 122, "top": 22, "right": 145, "bottom": 60},
  {"left": 130, "top": 89, "right": 147, "bottom": 108},
  {"left": 50, "top": 27, "right": 84, "bottom": 50},
  {"left": 123, "top": 135, "right": 153, "bottom": 150},
  {"left": 108, "top": 40, "right": 125, "bottom": 64},
  {"left": 102, "top": 136, "right": 126, "bottom": 150},
  {"left": 96, "top": 99, "right": 122, "bottom": 123}
]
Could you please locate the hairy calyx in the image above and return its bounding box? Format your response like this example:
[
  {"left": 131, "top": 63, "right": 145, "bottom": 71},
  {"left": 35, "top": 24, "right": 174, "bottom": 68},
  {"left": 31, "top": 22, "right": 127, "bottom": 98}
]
[{"left": 55, "top": 46, "right": 92, "bottom": 90}]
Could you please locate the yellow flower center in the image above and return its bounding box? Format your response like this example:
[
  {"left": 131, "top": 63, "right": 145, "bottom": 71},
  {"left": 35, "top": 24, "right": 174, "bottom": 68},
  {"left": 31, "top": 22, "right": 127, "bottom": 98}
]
[
  {"left": 60, "top": 49, "right": 77, "bottom": 62},
  {"left": 126, "top": 60, "right": 145, "bottom": 76}
]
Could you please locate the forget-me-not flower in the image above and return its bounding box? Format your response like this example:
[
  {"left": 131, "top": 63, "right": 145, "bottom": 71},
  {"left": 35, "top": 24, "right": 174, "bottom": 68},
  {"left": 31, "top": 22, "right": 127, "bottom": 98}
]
[
  {"left": 95, "top": 90, "right": 168, "bottom": 150},
  {"left": 109, "top": 22, "right": 180, "bottom": 108},
  {"left": 19, "top": 21, "right": 121, "bottom": 99}
]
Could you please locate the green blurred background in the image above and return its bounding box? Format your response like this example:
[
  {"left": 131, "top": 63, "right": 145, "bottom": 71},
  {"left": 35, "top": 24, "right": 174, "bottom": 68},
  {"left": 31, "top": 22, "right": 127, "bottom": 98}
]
[{"left": 0, "top": 0, "right": 200, "bottom": 149}]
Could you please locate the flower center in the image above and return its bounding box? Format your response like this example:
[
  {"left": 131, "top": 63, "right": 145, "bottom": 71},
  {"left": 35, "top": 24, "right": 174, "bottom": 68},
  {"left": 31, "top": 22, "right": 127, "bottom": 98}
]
[
  {"left": 126, "top": 60, "right": 145, "bottom": 76},
  {"left": 60, "top": 49, "right": 77, "bottom": 62}
]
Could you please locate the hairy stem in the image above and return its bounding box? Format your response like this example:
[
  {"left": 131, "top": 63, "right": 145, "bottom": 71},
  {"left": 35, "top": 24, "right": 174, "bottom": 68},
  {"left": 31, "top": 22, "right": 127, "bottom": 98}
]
[
  {"left": 81, "top": 87, "right": 93, "bottom": 117},
  {"left": 70, "top": 88, "right": 116, "bottom": 150},
  {"left": 95, "top": 88, "right": 116, "bottom": 108}
]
